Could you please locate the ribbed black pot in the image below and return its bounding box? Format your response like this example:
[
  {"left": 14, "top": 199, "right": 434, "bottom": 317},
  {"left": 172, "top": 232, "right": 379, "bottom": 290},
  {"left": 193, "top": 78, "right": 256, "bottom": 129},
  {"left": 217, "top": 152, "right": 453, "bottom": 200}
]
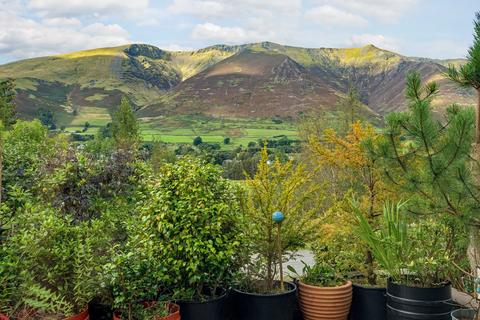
[
  {"left": 88, "top": 298, "right": 113, "bottom": 320},
  {"left": 231, "top": 281, "right": 297, "bottom": 320},
  {"left": 177, "top": 287, "right": 229, "bottom": 320},
  {"left": 451, "top": 309, "right": 477, "bottom": 320},
  {"left": 387, "top": 279, "right": 452, "bottom": 320},
  {"left": 348, "top": 284, "right": 386, "bottom": 320}
]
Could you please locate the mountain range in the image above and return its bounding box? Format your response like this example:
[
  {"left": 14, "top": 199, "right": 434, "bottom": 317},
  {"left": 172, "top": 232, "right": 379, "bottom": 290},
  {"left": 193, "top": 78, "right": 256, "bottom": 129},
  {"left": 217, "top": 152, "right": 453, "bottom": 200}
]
[{"left": 0, "top": 42, "right": 475, "bottom": 127}]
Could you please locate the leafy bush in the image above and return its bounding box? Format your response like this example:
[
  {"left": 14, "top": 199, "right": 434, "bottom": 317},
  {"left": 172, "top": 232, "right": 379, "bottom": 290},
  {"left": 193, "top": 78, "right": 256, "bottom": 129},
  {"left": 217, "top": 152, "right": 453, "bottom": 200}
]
[
  {"left": 133, "top": 158, "right": 243, "bottom": 300},
  {"left": 3, "top": 120, "right": 66, "bottom": 196},
  {"left": 352, "top": 200, "right": 452, "bottom": 287},
  {"left": 288, "top": 261, "right": 346, "bottom": 287},
  {"left": 193, "top": 136, "right": 202, "bottom": 146},
  {"left": 40, "top": 145, "right": 147, "bottom": 221},
  {"left": 306, "top": 122, "right": 399, "bottom": 285},
  {"left": 0, "top": 197, "right": 130, "bottom": 316},
  {"left": 239, "top": 148, "right": 320, "bottom": 293}
]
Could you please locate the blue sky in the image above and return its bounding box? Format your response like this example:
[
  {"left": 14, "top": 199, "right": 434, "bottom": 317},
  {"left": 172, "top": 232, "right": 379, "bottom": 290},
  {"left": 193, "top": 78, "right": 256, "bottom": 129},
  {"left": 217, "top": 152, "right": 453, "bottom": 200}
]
[{"left": 0, "top": 0, "right": 478, "bottom": 64}]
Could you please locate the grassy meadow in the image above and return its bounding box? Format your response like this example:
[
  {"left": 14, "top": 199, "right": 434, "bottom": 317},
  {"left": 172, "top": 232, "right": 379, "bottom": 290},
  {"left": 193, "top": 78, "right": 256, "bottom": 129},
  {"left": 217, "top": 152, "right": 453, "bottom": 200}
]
[{"left": 63, "top": 109, "right": 299, "bottom": 149}]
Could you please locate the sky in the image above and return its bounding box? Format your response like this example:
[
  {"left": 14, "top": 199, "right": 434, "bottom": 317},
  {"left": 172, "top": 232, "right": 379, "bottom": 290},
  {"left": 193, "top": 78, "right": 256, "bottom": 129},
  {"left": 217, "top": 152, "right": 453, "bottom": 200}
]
[{"left": 0, "top": 0, "right": 478, "bottom": 64}]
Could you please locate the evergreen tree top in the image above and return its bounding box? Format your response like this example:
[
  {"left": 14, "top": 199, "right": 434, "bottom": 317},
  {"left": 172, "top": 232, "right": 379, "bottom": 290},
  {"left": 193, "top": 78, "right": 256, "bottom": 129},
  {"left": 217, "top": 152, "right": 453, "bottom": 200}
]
[{"left": 446, "top": 11, "right": 480, "bottom": 89}]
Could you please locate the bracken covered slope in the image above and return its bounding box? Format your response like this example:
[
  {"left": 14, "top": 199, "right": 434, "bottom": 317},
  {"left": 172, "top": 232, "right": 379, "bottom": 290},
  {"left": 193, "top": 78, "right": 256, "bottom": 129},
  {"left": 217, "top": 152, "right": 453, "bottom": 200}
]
[{"left": 0, "top": 42, "right": 475, "bottom": 125}]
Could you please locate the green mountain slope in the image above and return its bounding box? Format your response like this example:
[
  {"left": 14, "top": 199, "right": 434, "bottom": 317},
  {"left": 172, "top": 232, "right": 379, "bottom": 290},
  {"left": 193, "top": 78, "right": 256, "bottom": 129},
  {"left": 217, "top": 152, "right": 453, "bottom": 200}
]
[
  {"left": 0, "top": 44, "right": 182, "bottom": 122},
  {"left": 0, "top": 42, "right": 475, "bottom": 129}
]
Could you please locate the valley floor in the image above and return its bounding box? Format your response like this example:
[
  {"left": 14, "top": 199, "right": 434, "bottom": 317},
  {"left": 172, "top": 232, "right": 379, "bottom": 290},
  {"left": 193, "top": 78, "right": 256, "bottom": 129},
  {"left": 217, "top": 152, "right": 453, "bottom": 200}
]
[{"left": 64, "top": 111, "right": 299, "bottom": 149}]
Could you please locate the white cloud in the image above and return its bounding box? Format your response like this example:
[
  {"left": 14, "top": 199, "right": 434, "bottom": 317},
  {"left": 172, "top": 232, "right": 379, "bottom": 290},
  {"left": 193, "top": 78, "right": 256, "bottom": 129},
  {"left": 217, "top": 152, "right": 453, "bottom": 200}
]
[
  {"left": 346, "top": 33, "right": 400, "bottom": 51},
  {"left": 168, "top": 0, "right": 226, "bottom": 17},
  {"left": 27, "top": 0, "right": 150, "bottom": 18},
  {"left": 171, "top": 0, "right": 301, "bottom": 46},
  {"left": 191, "top": 23, "right": 263, "bottom": 43},
  {"left": 42, "top": 17, "right": 82, "bottom": 27},
  {"left": 137, "top": 18, "right": 161, "bottom": 27},
  {"left": 235, "top": 0, "right": 301, "bottom": 14},
  {"left": 0, "top": 10, "right": 130, "bottom": 59},
  {"left": 168, "top": 0, "right": 301, "bottom": 18},
  {"left": 159, "top": 44, "right": 194, "bottom": 52},
  {"left": 305, "top": 5, "right": 368, "bottom": 27},
  {"left": 412, "top": 40, "right": 469, "bottom": 59},
  {"left": 314, "top": 0, "right": 418, "bottom": 22}
]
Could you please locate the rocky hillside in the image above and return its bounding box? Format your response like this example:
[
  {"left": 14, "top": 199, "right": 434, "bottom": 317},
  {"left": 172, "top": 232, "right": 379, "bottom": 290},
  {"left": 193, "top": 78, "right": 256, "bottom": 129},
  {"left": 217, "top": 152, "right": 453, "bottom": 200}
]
[
  {"left": 139, "top": 50, "right": 344, "bottom": 119},
  {"left": 0, "top": 42, "right": 475, "bottom": 125}
]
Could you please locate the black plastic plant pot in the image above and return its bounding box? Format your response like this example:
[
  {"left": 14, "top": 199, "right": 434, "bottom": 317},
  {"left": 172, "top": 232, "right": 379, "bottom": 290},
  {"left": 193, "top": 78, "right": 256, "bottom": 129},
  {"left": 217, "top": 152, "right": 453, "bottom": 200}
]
[
  {"left": 387, "top": 279, "right": 452, "bottom": 320},
  {"left": 348, "top": 283, "right": 386, "bottom": 320},
  {"left": 176, "top": 287, "right": 229, "bottom": 320},
  {"left": 88, "top": 298, "right": 113, "bottom": 320},
  {"left": 231, "top": 281, "right": 297, "bottom": 320},
  {"left": 451, "top": 309, "right": 477, "bottom": 320}
]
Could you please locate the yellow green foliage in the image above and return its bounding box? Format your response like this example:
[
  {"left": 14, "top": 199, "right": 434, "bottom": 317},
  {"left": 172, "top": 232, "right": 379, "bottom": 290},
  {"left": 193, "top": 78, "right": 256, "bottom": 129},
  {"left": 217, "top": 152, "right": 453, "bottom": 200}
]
[
  {"left": 171, "top": 48, "right": 236, "bottom": 80},
  {"left": 328, "top": 45, "right": 401, "bottom": 67},
  {"left": 240, "top": 147, "right": 320, "bottom": 291},
  {"left": 306, "top": 122, "right": 400, "bottom": 284},
  {"left": 57, "top": 46, "right": 128, "bottom": 59}
]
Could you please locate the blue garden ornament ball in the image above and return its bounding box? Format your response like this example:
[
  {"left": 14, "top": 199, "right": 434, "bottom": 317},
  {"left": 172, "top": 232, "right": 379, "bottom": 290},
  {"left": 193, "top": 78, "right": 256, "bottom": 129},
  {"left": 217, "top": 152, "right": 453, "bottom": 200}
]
[{"left": 272, "top": 211, "right": 285, "bottom": 223}]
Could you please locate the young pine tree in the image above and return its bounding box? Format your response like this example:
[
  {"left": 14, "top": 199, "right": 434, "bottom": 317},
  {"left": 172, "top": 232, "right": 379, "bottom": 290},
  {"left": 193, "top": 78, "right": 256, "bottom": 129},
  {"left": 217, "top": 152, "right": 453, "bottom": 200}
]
[
  {"left": 111, "top": 97, "right": 140, "bottom": 150},
  {"left": 241, "top": 147, "right": 320, "bottom": 292},
  {"left": 373, "top": 72, "right": 479, "bottom": 273},
  {"left": 446, "top": 11, "right": 480, "bottom": 143}
]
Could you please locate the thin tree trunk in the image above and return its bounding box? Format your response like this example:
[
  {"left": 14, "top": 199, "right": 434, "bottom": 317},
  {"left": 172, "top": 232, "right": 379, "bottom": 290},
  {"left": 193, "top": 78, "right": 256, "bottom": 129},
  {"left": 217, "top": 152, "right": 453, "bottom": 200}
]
[
  {"left": 471, "top": 89, "right": 480, "bottom": 284},
  {"left": 365, "top": 250, "right": 376, "bottom": 285},
  {"left": 477, "top": 88, "right": 480, "bottom": 144},
  {"left": 468, "top": 225, "right": 480, "bottom": 278},
  {"left": 267, "top": 251, "right": 273, "bottom": 291}
]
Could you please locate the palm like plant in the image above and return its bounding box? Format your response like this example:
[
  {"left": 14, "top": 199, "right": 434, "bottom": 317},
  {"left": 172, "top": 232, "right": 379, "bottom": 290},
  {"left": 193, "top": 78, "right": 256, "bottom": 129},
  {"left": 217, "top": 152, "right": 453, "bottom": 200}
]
[
  {"left": 351, "top": 200, "right": 410, "bottom": 283},
  {"left": 446, "top": 12, "right": 480, "bottom": 143}
]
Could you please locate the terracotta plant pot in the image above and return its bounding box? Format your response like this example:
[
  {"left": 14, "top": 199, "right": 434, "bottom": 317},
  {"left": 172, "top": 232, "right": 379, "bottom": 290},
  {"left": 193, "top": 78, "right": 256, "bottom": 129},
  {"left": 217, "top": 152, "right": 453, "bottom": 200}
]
[
  {"left": 0, "top": 314, "right": 9, "bottom": 320},
  {"left": 142, "top": 302, "right": 180, "bottom": 320},
  {"left": 160, "top": 303, "right": 180, "bottom": 320},
  {"left": 64, "top": 310, "right": 121, "bottom": 320},
  {"left": 65, "top": 310, "right": 89, "bottom": 320},
  {"left": 298, "top": 280, "right": 352, "bottom": 320}
]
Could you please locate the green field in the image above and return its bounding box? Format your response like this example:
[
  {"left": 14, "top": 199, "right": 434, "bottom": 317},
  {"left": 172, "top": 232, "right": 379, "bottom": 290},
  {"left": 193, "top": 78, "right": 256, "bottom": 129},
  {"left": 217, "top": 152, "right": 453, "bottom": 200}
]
[
  {"left": 140, "top": 116, "right": 299, "bottom": 149},
  {"left": 63, "top": 111, "right": 299, "bottom": 149}
]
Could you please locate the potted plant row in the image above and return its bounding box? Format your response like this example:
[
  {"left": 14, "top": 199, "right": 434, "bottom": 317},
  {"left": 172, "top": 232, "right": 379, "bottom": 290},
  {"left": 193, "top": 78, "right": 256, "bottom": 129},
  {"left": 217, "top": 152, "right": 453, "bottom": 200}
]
[
  {"left": 0, "top": 159, "right": 241, "bottom": 320},
  {"left": 231, "top": 149, "right": 318, "bottom": 320},
  {"left": 353, "top": 200, "right": 453, "bottom": 320}
]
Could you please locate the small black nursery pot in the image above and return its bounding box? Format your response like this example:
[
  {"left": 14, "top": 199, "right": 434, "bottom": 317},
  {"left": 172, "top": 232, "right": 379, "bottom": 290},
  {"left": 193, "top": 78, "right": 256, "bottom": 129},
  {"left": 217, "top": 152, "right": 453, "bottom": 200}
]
[
  {"left": 231, "top": 281, "right": 298, "bottom": 320},
  {"left": 177, "top": 287, "right": 229, "bottom": 320},
  {"left": 348, "top": 283, "right": 386, "bottom": 320},
  {"left": 88, "top": 297, "right": 114, "bottom": 320}
]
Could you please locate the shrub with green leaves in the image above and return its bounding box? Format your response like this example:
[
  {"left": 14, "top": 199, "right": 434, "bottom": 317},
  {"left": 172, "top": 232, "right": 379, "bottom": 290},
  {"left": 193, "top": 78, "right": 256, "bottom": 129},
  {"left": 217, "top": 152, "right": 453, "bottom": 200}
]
[
  {"left": 0, "top": 199, "right": 127, "bottom": 317},
  {"left": 352, "top": 200, "right": 452, "bottom": 287},
  {"left": 134, "top": 158, "right": 243, "bottom": 301},
  {"left": 3, "top": 120, "right": 66, "bottom": 198},
  {"left": 288, "top": 261, "right": 346, "bottom": 287}
]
